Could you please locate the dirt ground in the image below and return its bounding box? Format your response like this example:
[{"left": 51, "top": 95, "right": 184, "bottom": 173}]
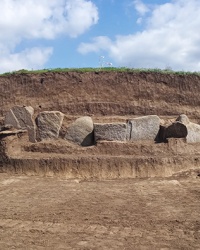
[{"left": 0, "top": 171, "right": 199, "bottom": 250}]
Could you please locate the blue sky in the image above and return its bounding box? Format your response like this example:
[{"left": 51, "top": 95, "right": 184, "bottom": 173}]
[{"left": 0, "top": 0, "right": 200, "bottom": 73}]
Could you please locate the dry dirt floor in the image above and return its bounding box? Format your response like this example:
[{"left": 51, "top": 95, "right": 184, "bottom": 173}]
[{"left": 0, "top": 171, "right": 199, "bottom": 250}]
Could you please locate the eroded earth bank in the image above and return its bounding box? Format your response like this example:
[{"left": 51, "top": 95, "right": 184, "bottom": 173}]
[{"left": 1, "top": 71, "right": 200, "bottom": 178}]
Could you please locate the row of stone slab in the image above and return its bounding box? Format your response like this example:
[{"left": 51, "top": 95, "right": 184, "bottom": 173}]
[{"left": 2, "top": 106, "right": 200, "bottom": 146}]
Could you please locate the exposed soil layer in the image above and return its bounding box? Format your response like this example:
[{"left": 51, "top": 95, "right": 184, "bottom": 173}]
[
  {"left": 0, "top": 172, "right": 199, "bottom": 249},
  {"left": 0, "top": 133, "right": 200, "bottom": 179},
  {"left": 1, "top": 71, "right": 200, "bottom": 121},
  {"left": 1, "top": 71, "right": 200, "bottom": 178}
]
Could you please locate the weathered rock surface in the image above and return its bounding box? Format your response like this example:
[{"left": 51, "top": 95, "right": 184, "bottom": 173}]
[
  {"left": 4, "top": 109, "right": 20, "bottom": 129},
  {"left": 127, "top": 115, "right": 160, "bottom": 141},
  {"left": 64, "top": 116, "right": 94, "bottom": 146},
  {"left": 94, "top": 123, "right": 127, "bottom": 142},
  {"left": 36, "top": 111, "right": 64, "bottom": 141},
  {"left": 176, "top": 114, "right": 190, "bottom": 125},
  {"left": 185, "top": 122, "right": 200, "bottom": 143},
  {"left": 59, "top": 115, "right": 75, "bottom": 139},
  {"left": 4, "top": 106, "right": 36, "bottom": 142},
  {"left": 159, "top": 122, "right": 188, "bottom": 141},
  {"left": 175, "top": 114, "right": 200, "bottom": 143}
]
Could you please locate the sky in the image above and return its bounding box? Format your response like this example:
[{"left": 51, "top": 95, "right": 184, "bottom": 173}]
[{"left": 0, "top": 0, "right": 200, "bottom": 73}]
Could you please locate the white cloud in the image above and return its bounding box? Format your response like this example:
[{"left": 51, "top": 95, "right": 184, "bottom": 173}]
[
  {"left": 0, "top": 47, "right": 53, "bottom": 73},
  {"left": 78, "top": 0, "right": 200, "bottom": 71},
  {"left": 0, "top": 0, "right": 98, "bottom": 41},
  {"left": 78, "top": 36, "right": 112, "bottom": 54},
  {"left": 133, "top": 0, "right": 149, "bottom": 24},
  {"left": 133, "top": 0, "right": 149, "bottom": 16},
  {"left": 0, "top": 0, "right": 98, "bottom": 73},
  {"left": 64, "top": 0, "right": 99, "bottom": 37}
]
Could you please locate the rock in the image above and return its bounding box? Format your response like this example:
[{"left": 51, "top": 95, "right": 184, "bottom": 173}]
[
  {"left": 59, "top": 115, "right": 74, "bottom": 139},
  {"left": 127, "top": 115, "right": 160, "bottom": 141},
  {"left": 64, "top": 116, "right": 94, "bottom": 146},
  {"left": 159, "top": 122, "right": 188, "bottom": 141},
  {"left": 36, "top": 111, "right": 64, "bottom": 141},
  {"left": 176, "top": 114, "right": 200, "bottom": 143},
  {"left": 4, "top": 109, "right": 20, "bottom": 129},
  {"left": 4, "top": 106, "right": 36, "bottom": 142},
  {"left": 185, "top": 122, "right": 200, "bottom": 143},
  {"left": 176, "top": 114, "right": 190, "bottom": 125},
  {"left": 94, "top": 123, "right": 127, "bottom": 142}
]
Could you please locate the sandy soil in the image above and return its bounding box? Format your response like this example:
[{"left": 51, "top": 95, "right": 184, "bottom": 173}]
[{"left": 0, "top": 171, "right": 199, "bottom": 250}]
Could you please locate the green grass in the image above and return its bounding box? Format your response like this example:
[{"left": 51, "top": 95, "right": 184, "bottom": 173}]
[{"left": 1, "top": 67, "right": 200, "bottom": 76}]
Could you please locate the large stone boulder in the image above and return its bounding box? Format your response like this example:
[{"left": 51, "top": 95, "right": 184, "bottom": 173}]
[
  {"left": 184, "top": 122, "right": 200, "bottom": 143},
  {"left": 4, "top": 106, "right": 36, "bottom": 142},
  {"left": 36, "top": 111, "right": 64, "bottom": 141},
  {"left": 159, "top": 122, "right": 188, "bottom": 141},
  {"left": 64, "top": 116, "right": 94, "bottom": 146},
  {"left": 176, "top": 114, "right": 200, "bottom": 143},
  {"left": 127, "top": 115, "right": 160, "bottom": 141},
  {"left": 94, "top": 123, "right": 127, "bottom": 142}
]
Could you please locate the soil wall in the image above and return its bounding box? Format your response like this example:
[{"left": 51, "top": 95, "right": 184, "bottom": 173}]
[
  {"left": 0, "top": 71, "right": 200, "bottom": 119},
  {"left": 1, "top": 71, "right": 200, "bottom": 178},
  {"left": 1, "top": 133, "right": 200, "bottom": 179}
]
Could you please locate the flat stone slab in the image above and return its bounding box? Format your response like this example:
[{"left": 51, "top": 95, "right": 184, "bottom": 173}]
[
  {"left": 36, "top": 111, "right": 64, "bottom": 141},
  {"left": 4, "top": 109, "right": 20, "bottom": 129},
  {"left": 64, "top": 116, "right": 94, "bottom": 146},
  {"left": 94, "top": 123, "right": 127, "bottom": 142},
  {"left": 4, "top": 106, "right": 36, "bottom": 142},
  {"left": 127, "top": 115, "right": 160, "bottom": 141}
]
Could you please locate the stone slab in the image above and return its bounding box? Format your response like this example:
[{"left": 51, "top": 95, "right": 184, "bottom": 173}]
[
  {"left": 186, "top": 122, "right": 200, "bottom": 143},
  {"left": 127, "top": 115, "right": 160, "bottom": 141},
  {"left": 36, "top": 111, "right": 64, "bottom": 141},
  {"left": 4, "top": 106, "right": 36, "bottom": 142},
  {"left": 94, "top": 123, "right": 127, "bottom": 142}
]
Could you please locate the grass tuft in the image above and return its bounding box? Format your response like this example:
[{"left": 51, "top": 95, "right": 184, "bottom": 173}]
[{"left": 0, "top": 67, "right": 200, "bottom": 76}]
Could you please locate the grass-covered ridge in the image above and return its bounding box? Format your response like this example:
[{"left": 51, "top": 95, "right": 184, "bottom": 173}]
[{"left": 1, "top": 67, "right": 200, "bottom": 76}]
